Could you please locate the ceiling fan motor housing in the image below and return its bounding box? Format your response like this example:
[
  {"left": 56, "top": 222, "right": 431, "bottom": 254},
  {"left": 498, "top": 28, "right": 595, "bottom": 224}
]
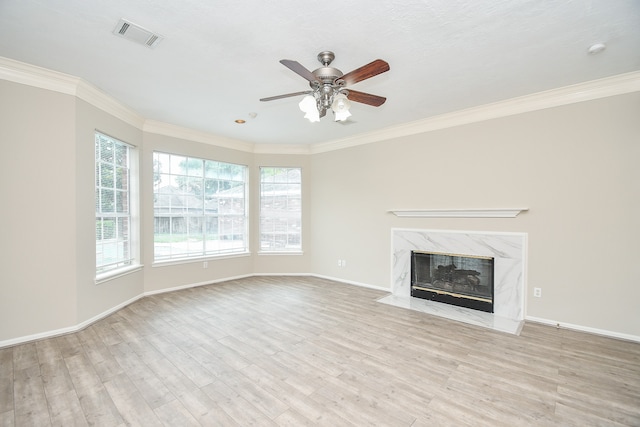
[
  {"left": 310, "top": 67, "right": 344, "bottom": 86},
  {"left": 310, "top": 51, "right": 344, "bottom": 86}
]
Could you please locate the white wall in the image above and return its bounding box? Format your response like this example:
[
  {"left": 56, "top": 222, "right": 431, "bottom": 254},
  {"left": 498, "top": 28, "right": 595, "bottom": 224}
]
[
  {"left": 0, "top": 81, "right": 147, "bottom": 342},
  {"left": 75, "top": 99, "right": 145, "bottom": 322},
  {"left": 140, "top": 134, "right": 313, "bottom": 293},
  {"left": 310, "top": 92, "right": 640, "bottom": 337},
  {"left": 141, "top": 132, "right": 255, "bottom": 293},
  {"left": 1, "top": 65, "right": 639, "bottom": 345},
  {"left": 0, "top": 81, "right": 78, "bottom": 340},
  {"left": 0, "top": 77, "right": 315, "bottom": 344},
  {"left": 252, "top": 153, "right": 312, "bottom": 275}
]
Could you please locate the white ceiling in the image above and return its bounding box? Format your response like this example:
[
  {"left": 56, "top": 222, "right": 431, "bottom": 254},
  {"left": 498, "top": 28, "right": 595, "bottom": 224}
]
[{"left": 1, "top": 0, "right": 639, "bottom": 146}]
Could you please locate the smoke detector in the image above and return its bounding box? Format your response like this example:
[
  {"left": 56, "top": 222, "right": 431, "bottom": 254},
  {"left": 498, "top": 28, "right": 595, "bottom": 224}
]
[
  {"left": 113, "top": 19, "right": 163, "bottom": 49},
  {"left": 588, "top": 43, "right": 606, "bottom": 55}
]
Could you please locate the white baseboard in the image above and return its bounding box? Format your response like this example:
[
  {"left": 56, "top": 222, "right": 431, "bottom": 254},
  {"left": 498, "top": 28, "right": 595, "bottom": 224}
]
[
  {"left": 251, "top": 272, "right": 390, "bottom": 292},
  {"left": 0, "top": 325, "right": 79, "bottom": 349},
  {"left": 3, "top": 275, "right": 636, "bottom": 348},
  {"left": 0, "top": 274, "right": 263, "bottom": 348},
  {"left": 143, "top": 273, "right": 254, "bottom": 296},
  {"left": 526, "top": 315, "right": 640, "bottom": 343},
  {"left": 309, "top": 273, "right": 390, "bottom": 292},
  {"left": 0, "top": 293, "right": 144, "bottom": 349}
]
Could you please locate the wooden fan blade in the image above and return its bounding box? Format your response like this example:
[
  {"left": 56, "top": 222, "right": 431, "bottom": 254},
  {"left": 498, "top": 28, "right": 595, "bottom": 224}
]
[
  {"left": 260, "top": 91, "right": 311, "bottom": 102},
  {"left": 280, "top": 59, "right": 320, "bottom": 83},
  {"left": 346, "top": 90, "right": 386, "bottom": 107},
  {"left": 340, "top": 59, "right": 390, "bottom": 86}
]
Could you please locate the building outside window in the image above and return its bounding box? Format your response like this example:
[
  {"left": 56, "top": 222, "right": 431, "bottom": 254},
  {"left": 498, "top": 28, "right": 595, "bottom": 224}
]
[
  {"left": 260, "top": 167, "right": 302, "bottom": 252},
  {"left": 95, "top": 132, "right": 137, "bottom": 275},
  {"left": 153, "top": 152, "right": 248, "bottom": 261}
]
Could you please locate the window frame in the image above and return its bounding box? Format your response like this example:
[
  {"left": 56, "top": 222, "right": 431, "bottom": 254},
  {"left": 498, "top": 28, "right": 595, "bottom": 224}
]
[
  {"left": 152, "top": 151, "right": 249, "bottom": 263},
  {"left": 259, "top": 166, "right": 302, "bottom": 254},
  {"left": 95, "top": 131, "right": 140, "bottom": 282}
]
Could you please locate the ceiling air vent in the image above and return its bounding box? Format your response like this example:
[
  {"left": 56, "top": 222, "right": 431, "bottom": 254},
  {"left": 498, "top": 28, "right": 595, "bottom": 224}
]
[{"left": 113, "top": 19, "right": 163, "bottom": 49}]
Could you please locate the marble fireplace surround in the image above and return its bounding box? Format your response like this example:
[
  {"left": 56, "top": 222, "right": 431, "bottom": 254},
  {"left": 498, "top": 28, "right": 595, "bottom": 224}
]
[{"left": 379, "top": 228, "right": 527, "bottom": 335}]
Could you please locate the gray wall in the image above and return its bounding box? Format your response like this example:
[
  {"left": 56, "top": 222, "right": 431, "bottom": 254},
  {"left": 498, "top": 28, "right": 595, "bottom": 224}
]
[
  {"left": 310, "top": 93, "right": 640, "bottom": 336},
  {"left": 1, "top": 72, "right": 638, "bottom": 344},
  {"left": 1, "top": 81, "right": 77, "bottom": 340}
]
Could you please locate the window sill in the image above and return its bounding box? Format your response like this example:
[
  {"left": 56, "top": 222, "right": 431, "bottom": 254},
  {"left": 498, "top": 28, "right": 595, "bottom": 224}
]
[
  {"left": 152, "top": 251, "right": 251, "bottom": 267},
  {"left": 258, "top": 251, "right": 304, "bottom": 256},
  {"left": 95, "top": 264, "right": 143, "bottom": 285}
]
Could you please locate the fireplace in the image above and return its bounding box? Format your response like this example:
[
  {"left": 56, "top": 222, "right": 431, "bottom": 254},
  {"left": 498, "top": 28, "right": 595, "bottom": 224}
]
[
  {"left": 411, "top": 251, "right": 494, "bottom": 313},
  {"left": 382, "top": 229, "right": 526, "bottom": 334}
]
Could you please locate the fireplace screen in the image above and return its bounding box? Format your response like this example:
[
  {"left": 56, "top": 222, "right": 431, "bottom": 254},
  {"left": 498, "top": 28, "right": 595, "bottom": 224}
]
[{"left": 411, "top": 251, "right": 494, "bottom": 313}]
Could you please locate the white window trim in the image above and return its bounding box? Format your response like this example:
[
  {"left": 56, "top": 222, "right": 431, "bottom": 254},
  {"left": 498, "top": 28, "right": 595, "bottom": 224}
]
[
  {"left": 151, "top": 251, "right": 251, "bottom": 268},
  {"left": 95, "top": 131, "right": 141, "bottom": 280},
  {"left": 257, "top": 251, "right": 304, "bottom": 256},
  {"left": 259, "top": 166, "right": 302, "bottom": 253},
  {"left": 95, "top": 264, "right": 144, "bottom": 285},
  {"left": 152, "top": 152, "right": 249, "bottom": 262}
]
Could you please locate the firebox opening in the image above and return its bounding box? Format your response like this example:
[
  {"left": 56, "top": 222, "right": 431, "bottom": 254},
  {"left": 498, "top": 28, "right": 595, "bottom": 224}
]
[{"left": 411, "top": 251, "right": 494, "bottom": 313}]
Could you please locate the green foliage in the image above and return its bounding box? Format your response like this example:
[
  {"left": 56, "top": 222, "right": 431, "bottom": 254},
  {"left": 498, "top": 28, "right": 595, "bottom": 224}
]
[{"left": 96, "top": 219, "right": 115, "bottom": 239}]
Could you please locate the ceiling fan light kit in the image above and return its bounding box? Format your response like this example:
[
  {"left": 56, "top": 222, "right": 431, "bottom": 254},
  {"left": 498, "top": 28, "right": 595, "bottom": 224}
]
[
  {"left": 331, "top": 93, "right": 352, "bottom": 121},
  {"left": 261, "top": 51, "right": 389, "bottom": 122}
]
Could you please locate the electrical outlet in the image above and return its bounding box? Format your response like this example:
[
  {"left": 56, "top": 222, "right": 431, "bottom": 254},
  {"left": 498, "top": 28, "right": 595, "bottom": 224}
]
[
  {"left": 203, "top": 261, "right": 208, "bottom": 269},
  {"left": 337, "top": 259, "right": 342, "bottom": 267},
  {"left": 342, "top": 259, "right": 346, "bottom": 267},
  {"left": 533, "top": 287, "right": 542, "bottom": 298}
]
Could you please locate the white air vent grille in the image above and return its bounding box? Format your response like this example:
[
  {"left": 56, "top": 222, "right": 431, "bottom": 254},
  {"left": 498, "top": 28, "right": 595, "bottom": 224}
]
[{"left": 113, "top": 19, "right": 163, "bottom": 48}]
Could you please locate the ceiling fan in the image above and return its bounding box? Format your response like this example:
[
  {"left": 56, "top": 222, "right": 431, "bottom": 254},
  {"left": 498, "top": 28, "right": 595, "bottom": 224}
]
[{"left": 260, "top": 51, "right": 390, "bottom": 122}]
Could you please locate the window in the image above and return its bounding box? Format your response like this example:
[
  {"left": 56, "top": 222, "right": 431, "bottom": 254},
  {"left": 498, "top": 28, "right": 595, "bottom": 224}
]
[
  {"left": 95, "top": 132, "right": 137, "bottom": 275},
  {"left": 260, "top": 167, "right": 302, "bottom": 252},
  {"left": 153, "top": 152, "right": 248, "bottom": 261}
]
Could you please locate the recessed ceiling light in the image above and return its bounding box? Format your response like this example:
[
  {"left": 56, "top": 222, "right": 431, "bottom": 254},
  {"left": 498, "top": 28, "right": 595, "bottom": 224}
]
[
  {"left": 235, "top": 119, "right": 246, "bottom": 124},
  {"left": 588, "top": 43, "right": 606, "bottom": 55}
]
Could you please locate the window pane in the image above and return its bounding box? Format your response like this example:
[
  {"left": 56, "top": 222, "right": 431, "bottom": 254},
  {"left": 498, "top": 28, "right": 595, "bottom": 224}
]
[
  {"left": 259, "top": 167, "right": 302, "bottom": 252},
  {"left": 115, "top": 166, "right": 128, "bottom": 190},
  {"left": 116, "top": 190, "right": 128, "bottom": 213},
  {"left": 170, "top": 155, "right": 186, "bottom": 174},
  {"left": 95, "top": 132, "right": 134, "bottom": 274},
  {"left": 100, "top": 189, "right": 115, "bottom": 213},
  {"left": 186, "top": 158, "right": 203, "bottom": 177},
  {"left": 153, "top": 152, "right": 247, "bottom": 261},
  {"left": 100, "top": 163, "right": 114, "bottom": 188},
  {"left": 99, "top": 138, "right": 114, "bottom": 163},
  {"left": 115, "top": 143, "right": 127, "bottom": 167}
]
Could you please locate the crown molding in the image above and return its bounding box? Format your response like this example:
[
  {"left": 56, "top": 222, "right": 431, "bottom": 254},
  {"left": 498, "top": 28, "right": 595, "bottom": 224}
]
[
  {"left": 143, "top": 120, "right": 255, "bottom": 153},
  {"left": 0, "top": 56, "right": 79, "bottom": 95},
  {"left": 0, "top": 56, "right": 255, "bottom": 153},
  {"left": 75, "top": 80, "right": 145, "bottom": 129},
  {"left": 253, "top": 143, "right": 312, "bottom": 155},
  {"left": 3, "top": 56, "right": 639, "bottom": 156},
  {"left": 310, "top": 71, "right": 640, "bottom": 154},
  {"left": 0, "top": 56, "right": 145, "bottom": 129}
]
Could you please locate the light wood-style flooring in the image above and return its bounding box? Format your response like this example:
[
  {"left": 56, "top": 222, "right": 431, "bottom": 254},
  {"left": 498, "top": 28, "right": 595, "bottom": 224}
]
[{"left": 1, "top": 276, "right": 639, "bottom": 426}]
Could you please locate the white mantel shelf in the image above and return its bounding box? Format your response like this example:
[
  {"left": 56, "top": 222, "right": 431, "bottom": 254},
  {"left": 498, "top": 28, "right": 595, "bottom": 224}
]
[{"left": 389, "top": 208, "right": 528, "bottom": 218}]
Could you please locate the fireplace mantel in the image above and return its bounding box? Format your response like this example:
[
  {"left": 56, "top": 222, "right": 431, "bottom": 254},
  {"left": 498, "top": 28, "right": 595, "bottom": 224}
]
[{"left": 389, "top": 208, "right": 528, "bottom": 218}]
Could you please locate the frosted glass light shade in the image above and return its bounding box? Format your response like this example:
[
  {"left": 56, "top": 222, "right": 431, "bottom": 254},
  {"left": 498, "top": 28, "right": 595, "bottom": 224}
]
[
  {"left": 331, "top": 93, "right": 351, "bottom": 121},
  {"left": 299, "top": 95, "right": 320, "bottom": 122}
]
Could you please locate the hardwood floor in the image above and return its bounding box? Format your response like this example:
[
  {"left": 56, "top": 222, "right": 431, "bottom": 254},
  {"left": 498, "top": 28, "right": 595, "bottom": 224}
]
[{"left": 1, "top": 276, "right": 639, "bottom": 426}]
